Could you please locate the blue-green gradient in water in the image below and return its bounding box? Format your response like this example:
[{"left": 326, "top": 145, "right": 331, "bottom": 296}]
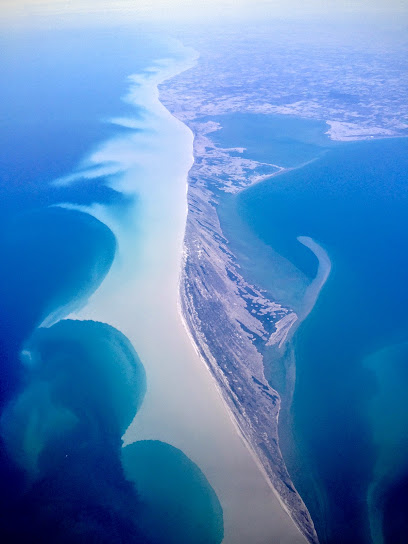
[
  {"left": 0, "top": 26, "right": 224, "bottom": 543},
  {"left": 364, "top": 342, "right": 408, "bottom": 544},
  {"left": 215, "top": 113, "right": 408, "bottom": 544},
  {"left": 122, "top": 441, "right": 224, "bottom": 544}
]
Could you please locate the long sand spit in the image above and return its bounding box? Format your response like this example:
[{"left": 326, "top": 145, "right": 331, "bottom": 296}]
[{"left": 57, "top": 44, "right": 306, "bottom": 544}]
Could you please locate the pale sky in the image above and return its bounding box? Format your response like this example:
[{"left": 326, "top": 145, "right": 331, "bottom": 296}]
[{"left": 2, "top": 0, "right": 408, "bottom": 25}]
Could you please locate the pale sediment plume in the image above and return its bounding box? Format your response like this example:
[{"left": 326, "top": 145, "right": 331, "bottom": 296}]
[
  {"left": 58, "top": 44, "right": 307, "bottom": 543},
  {"left": 296, "top": 236, "right": 331, "bottom": 322}
]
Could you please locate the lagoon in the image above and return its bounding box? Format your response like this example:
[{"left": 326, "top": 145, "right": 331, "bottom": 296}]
[{"left": 215, "top": 113, "right": 408, "bottom": 543}]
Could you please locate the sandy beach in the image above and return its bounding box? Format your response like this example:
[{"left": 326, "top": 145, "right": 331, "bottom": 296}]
[{"left": 56, "top": 45, "right": 307, "bottom": 544}]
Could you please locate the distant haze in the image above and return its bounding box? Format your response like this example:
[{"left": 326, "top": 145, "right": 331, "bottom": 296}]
[{"left": 2, "top": 0, "right": 408, "bottom": 25}]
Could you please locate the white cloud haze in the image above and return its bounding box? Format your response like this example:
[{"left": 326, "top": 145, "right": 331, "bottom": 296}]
[{"left": 2, "top": 0, "right": 408, "bottom": 24}]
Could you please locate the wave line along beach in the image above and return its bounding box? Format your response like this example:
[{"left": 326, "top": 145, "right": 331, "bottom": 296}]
[{"left": 56, "top": 42, "right": 306, "bottom": 544}]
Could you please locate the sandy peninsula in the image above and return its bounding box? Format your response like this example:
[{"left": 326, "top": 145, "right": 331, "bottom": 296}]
[{"left": 56, "top": 46, "right": 308, "bottom": 544}]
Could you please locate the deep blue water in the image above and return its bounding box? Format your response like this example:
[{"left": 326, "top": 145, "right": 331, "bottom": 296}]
[
  {"left": 0, "top": 23, "right": 168, "bottom": 415},
  {"left": 363, "top": 341, "right": 408, "bottom": 544},
  {"left": 214, "top": 113, "right": 408, "bottom": 544},
  {"left": 0, "top": 26, "right": 173, "bottom": 222},
  {"left": 0, "top": 25, "right": 223, "bottom": 543}
]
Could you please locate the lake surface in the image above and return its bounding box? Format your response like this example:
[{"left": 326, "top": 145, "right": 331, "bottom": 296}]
[{"left": 215, "top": 113, "right": 408, "bottom": 544}]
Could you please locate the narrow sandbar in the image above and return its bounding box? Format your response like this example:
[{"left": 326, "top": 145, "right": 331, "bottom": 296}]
[
  {"left": 62, "top": 47, "right": 307, "bottom": 544},
  {"left": 297, "top": 235, "right": 331, "bottom": 321}
]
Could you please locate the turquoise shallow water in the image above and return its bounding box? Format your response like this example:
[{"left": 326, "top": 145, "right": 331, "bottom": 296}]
[
  {"left": 122, "top": 441, "right": 224, "bottom": 544},
  {"left": 1, "top": 319, "right": 146, "bottom": 477},
  {"left": 214, "top": 113, "right": 408, "bottom": 544},
  {"left": 0, "top": 26, "right": 223, "bottom": 542}
]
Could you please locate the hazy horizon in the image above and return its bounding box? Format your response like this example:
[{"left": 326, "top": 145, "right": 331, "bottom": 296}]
[{"left": 2, "top": 0, "right": 408, "bottom": 28}]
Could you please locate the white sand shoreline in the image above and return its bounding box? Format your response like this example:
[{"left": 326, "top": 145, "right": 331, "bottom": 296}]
[
  {"left": 54, "top": 43, "right": 307, "bottom": 544},
  {"left": 176, "top": 262, "right": 305, "bottom": 536}
]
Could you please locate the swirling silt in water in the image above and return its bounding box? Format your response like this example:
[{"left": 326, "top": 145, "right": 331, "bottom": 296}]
[
  {"left": 364, "top": 342, "right": 408, "bottom": 544},
  {"left": 1, "top": 319, "right": 146, "bottom": 476},
  {"left": 0, "top": 319, "right": 151, "bottom": 542},
  {"left": 0, "top": 205, "right": 118, "bottom": 530},
  {"left": 122, "top": 440, "right": 224, "bottom": 544},
  {"left": 1, "top": 319, "right": 224, "bottom": 543},
  {"left": 0, "top": 207, "right": 116, "bottom": 400},
  {"left": 0, "top": 28, "right": 226, "bottom": 542}
]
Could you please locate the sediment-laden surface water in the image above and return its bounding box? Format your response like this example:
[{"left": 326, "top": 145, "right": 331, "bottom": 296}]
[
  {"left": 0, "top": 26, "right": 225, "bottom": 543},
  {"left": 1, "top": 23, "right": 306, "bottom": 544},
  {"left": 214, "top": 113, "right": 408, "bottom": 544}
]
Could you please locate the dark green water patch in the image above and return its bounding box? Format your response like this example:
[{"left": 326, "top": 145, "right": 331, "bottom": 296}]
[
  {"left": 0, "top": 319, "right": 151, "bottom": 543},
  {"left": 122, "top": 440, "right": 224, "bottom": 544},
  {"left": 1, "top": 319, "right": 146, "bottom": 478}
]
